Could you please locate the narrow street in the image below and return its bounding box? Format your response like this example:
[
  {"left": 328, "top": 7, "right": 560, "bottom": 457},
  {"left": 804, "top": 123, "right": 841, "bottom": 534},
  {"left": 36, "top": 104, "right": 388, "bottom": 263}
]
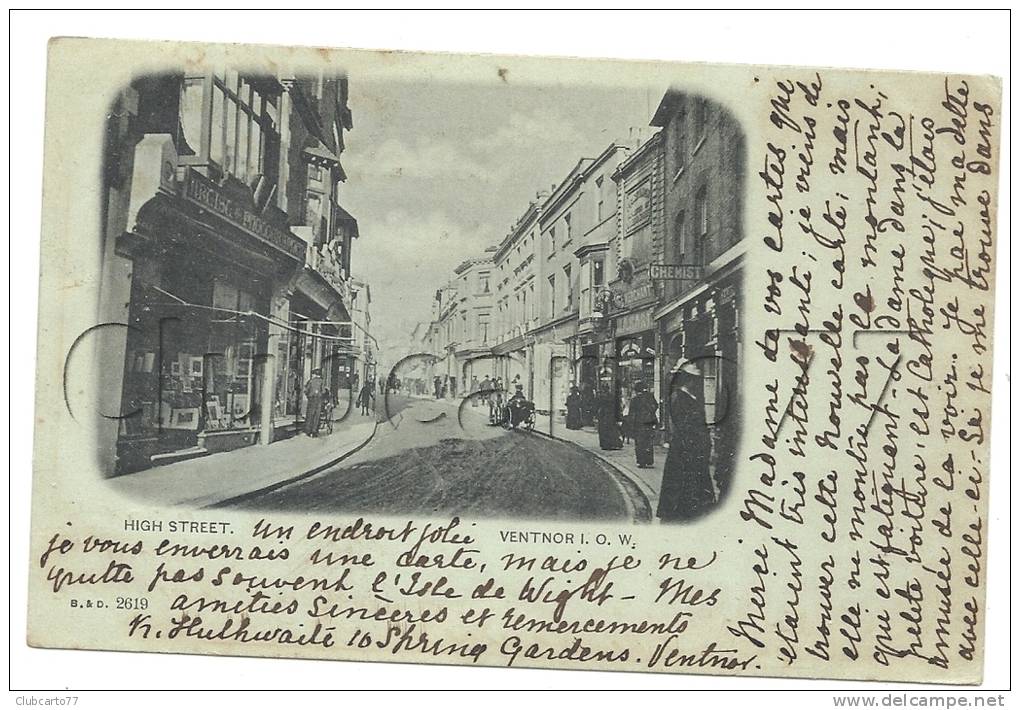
[{"left": 226, "top": 395, "right": 649, "bottom": 522}]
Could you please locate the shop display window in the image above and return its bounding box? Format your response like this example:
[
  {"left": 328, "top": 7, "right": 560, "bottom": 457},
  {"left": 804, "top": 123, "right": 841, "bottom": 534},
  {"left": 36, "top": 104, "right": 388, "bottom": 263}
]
[{"left": 117, "top": 260, "right": 269, "bottom": 461}]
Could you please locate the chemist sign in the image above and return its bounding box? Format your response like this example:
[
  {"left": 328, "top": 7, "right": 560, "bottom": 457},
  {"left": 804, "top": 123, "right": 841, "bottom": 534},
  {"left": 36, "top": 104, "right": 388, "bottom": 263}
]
[{"left": 648, "top": 263, "right": 705, "bottom": 282}]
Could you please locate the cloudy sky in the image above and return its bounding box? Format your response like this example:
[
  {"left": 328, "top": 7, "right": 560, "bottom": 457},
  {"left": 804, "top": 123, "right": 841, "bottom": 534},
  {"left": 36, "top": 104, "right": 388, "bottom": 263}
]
[{"left": 340, "top": 77, "right": 659, "bottom": 354}]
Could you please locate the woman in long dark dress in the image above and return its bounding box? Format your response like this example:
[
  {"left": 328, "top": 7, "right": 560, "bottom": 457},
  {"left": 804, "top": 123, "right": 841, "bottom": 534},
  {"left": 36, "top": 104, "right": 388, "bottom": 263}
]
[
  {"left": 657, "top": 370, "right": 715, "bottom": 522},
  {"left": 565, "top": 386, "right": 583, "bottom": 430},
  {"left": 596, "top": 386, "right": 623, "bottom": 450},
  {"left": 628, "top": 381, "right": 658, "bottom": 468}
]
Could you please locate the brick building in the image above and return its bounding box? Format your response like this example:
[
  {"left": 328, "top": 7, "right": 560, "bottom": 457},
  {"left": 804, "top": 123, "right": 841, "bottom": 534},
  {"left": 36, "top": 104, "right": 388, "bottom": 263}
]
[{"left": 651, "top": 89, "right": 746, "bottom": 488}]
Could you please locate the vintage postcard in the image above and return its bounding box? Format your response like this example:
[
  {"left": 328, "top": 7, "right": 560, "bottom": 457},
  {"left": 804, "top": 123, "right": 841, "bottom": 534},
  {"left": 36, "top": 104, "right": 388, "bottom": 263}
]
[{"left": 28, "top": 36, "right": 1001, "bottom": 683}]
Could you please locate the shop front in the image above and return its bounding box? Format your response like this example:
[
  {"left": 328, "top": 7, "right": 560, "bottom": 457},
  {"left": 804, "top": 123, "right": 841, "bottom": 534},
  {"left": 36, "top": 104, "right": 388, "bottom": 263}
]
[
  {"left": 274, "top": 267, "right": 350, "bottom": 433},
  {"left": 612, "top": 306, "right": 657, "bottom": 423},
  {"left": 115, "top": 170, "right": 305, "bottom": 473},
  {"left": 572, "top": 333, "right": 611, "bottom": 427},
  {"left": 658, "top": 270, "right": 742, "bottom": 427},
  {"left": 656, "top": 263, "right": 743, "bottom": 495}
]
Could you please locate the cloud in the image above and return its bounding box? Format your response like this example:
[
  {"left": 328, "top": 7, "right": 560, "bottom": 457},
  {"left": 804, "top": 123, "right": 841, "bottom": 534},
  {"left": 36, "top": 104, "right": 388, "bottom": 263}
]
[
  {"left": 353, "top": 210, "right": 494, "bottom": 348},
  {"left": 345, "top": 108, "right": 582, "bottom": 186},
  {"left": 347, "top": 137, "right": 494, "bottom": 182},
  {"left": 471, "top": 108, "right": 582, "bottom": 154}
]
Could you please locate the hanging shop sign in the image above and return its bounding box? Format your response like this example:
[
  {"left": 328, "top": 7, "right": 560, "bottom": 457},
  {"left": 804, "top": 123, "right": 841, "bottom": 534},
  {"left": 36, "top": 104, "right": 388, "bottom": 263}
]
[
  {"left": 183, "top": 168, "right": 306, "bottom": 261},
  {"left": 648, "top": 263, "right": 705, "bottom": 282}
]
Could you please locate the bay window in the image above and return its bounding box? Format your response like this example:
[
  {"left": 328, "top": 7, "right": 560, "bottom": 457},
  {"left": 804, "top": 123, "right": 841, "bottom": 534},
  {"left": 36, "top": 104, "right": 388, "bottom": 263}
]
[{"left": 178, "top": 72, "right": 281, "bottom": 188}]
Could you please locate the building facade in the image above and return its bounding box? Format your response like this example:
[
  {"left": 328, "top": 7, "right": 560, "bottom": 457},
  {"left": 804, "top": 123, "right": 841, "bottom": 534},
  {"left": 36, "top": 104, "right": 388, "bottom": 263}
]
[
  {"left": 348, "top": 278, "right": 374, "bottom": 392},
  {"left": 424, "top": 141, "right": 637, "bottom": 417},
  {"left": 606, "top": 131, "right": 666, "bottom": 418},
  {"left": 491, "top": 198, "right": 544, "bottom": 397},
  {"left": 452, "top": 249, "right": 496, "bottom": 394},
  {"left": 651, "top": 90, "right": 746, "bottom": 490},
  {"left": 98, "top": 68, "right": 360, "bottom": 475}
]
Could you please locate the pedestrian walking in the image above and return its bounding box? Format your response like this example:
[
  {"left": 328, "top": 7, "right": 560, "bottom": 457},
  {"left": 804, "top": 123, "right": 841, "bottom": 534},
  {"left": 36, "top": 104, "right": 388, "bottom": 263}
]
[
  {"left": 434, "top": 376, "right": 442, "bottom": 399},
  {"left": 596, "top": 384, "right": 622, "bottom": 450},
  {"left": 357, "top": 378, "right": 374, "bottom": 416},
  {"left": 657, "top": 366, "right": 714, "bottom": 522},
  {"left": 303, "top": 368, "right": 324, "bottom": 437},
  {"left": 565, "top": 386, "right": 583, "bottom": 430},
  {"left": 480, "top": 375, "right": 492, "bottom": 411},
  {"left": 628, "top": 381, "right": 658, "bottom": 468},
  {"left": 490, "top": 378, "right": 504, "bottom": 424}
]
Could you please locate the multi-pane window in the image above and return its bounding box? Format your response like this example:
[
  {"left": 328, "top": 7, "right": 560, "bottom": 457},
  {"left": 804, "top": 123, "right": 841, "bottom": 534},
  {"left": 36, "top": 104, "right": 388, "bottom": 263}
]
[
  {"left": 479, "top": 315, "right": 489, "bottom": 344},
  {"left": 549, "top": 226, "right": 556, "bottom": 255},
  {"left": 564, "top": 264, "right": 573, "bottom": 310},
  {"left": 564, "top": 213, "right": 572, "bottom": 242},
  {"left": 548, "top": 274, "right": 557, "bottom": 316},
  {"left": 305, "top": 193, "right": 322, "bottom": 225},
  {"left": 308, "top": 163, "right": 324, "bottom": 182},
  {"left": 205, "top": 71, "right": 281, "bottom": 186},
  {"left": 595, "top": 176, "right": 605, "bottom": 221},
  {"left": 593, "top": 258, "right": 605, "bottom": 288},
  {"left": 703, "top": 357, "right": 718, "bottom": 424},
  {"left": 479, "top": 275, "right": 490, "bottom": 293}
]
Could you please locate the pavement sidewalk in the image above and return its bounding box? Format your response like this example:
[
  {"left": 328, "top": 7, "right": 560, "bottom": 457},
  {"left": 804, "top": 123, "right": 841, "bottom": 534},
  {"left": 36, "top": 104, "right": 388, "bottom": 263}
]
[
  {"left": 533, "top": 412, "right": 665, "bottom": 512},
  {"left": 108, "top": 416, "right": 378, "bottom": 508}
]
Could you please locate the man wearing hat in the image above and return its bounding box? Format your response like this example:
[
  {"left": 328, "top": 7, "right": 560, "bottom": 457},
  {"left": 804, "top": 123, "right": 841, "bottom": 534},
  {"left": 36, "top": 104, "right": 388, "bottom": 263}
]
[
  {"left": 657, "top": 362, "right": 714, "bottom": 522},
  {"left": 304, "top": 368, "right": 324, "bottom": 437}
]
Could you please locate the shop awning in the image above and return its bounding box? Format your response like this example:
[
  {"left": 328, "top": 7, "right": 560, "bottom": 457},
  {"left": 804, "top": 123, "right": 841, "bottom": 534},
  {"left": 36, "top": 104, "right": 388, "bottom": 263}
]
[{"left": 294, "top": 266, "right": 347, "bottom": 316}]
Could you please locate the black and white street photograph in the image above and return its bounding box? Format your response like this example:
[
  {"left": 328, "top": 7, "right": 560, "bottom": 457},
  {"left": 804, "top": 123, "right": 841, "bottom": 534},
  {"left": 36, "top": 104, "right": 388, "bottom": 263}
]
[
  {"left": 98, "top": 68, "right": 745, "bottom": 523},
  {"left": 14, "top": 11, "right": 1009, "bottom": 697}
]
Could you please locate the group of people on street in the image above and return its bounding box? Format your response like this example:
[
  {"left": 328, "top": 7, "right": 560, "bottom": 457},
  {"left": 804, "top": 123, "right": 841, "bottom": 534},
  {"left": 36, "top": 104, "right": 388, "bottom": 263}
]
[
  {"left": 475, "top": 375, "right": 514, "bottom": 423},
  {"left": 432, "top": 374, "right": 457, "bottom": 400},
  {"left": 572, "top": 366, "right": 715, "bottom": 523}
]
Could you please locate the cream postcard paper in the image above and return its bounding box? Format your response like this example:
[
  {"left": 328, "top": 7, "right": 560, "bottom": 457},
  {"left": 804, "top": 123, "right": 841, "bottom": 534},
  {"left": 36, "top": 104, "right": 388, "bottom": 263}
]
[{"left": 29, "top": 37, "right": 1000, "bottom": 683}]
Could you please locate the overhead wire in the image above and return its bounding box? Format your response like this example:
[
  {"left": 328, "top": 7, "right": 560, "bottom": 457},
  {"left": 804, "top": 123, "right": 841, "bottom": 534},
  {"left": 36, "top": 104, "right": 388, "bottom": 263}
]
[{"left": 148, "top": 285, "right": 374, "bottom": 351}]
